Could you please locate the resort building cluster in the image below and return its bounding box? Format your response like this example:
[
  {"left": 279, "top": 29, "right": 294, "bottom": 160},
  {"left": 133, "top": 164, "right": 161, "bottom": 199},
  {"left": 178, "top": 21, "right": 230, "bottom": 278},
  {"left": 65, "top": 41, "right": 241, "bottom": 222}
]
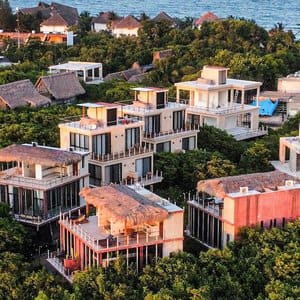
[{"left": 0, "top": 0, "right": 300, "bottom": 283}]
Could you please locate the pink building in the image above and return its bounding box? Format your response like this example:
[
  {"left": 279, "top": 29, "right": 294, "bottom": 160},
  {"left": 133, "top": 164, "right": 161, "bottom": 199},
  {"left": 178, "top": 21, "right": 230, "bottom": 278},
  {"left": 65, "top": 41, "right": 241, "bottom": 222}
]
[{"left": 187, "top": 134, "right": 300, "bottom": 248}]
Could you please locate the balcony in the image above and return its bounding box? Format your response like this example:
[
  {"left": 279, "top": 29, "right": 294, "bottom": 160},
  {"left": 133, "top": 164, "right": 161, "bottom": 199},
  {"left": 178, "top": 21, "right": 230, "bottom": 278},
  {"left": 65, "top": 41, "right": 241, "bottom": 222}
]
[
  {"left": 90, "top": 145, "right": 153, "bottom": 162},
  {"left": 122, "top": 101, "right": 187, "bottom": 115},
  {"left": 60, "top": 116, "right": 142, "bottom": 131},
  {"left": 179, "top": 101, "right": 258, "bottom": 116},
  {"left": 124, "top": 170, "right": 163, "bottom": 186},
  {"left": 14, "top": 205, "right": 84, "bottom": 226},
  {"left": 187, "top": 194, "right": 223, "bottom": 218},
  {"left": 143, "top": 126, "right": 199, "bottom": 141},
  {"left": 59, "top": 215, "right": 163, "bottom": 252},
  {"left": 0, "top": 167, "right": 85, "bottom": 190},
  {"left": 227, "top": 126, "right": 268, "bottom": 141}
]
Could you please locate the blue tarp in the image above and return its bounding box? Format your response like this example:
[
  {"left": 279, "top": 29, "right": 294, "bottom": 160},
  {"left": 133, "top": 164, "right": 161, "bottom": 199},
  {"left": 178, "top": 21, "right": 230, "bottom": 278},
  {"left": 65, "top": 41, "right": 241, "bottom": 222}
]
[{"left": 252, "top": 99, "right": 279, "bottom": 116}]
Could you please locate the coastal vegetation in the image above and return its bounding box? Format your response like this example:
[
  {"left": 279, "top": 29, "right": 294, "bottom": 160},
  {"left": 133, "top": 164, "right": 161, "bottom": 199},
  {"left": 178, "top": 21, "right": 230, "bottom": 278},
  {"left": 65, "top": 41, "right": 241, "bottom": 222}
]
[{"left": 0, "top": 1, "right": 300, "bottom": 299}]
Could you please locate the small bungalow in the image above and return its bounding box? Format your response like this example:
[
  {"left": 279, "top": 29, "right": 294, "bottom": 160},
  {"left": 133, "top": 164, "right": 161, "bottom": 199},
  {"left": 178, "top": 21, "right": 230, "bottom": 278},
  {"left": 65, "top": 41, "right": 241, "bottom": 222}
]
[
  {"left": 35, "top": 72, "right": 85, "bottom": 104},
  {"left": 194, "top": 11, "right": 219, "bottom": 29},
  {"left": 40, "top": 2, "right": 79, "bottom": 33},
  {"left": 0, "top": 80, "right": 51, "bottom": 110},
  {"left": 91, "top": 12, "right": 121, "bottom": 32},
  {"left": 112, "top": 15, "right": 141, "bottom": 37},
  {"left": 152, "top": 11, "right": 178, "bottom": 27}
]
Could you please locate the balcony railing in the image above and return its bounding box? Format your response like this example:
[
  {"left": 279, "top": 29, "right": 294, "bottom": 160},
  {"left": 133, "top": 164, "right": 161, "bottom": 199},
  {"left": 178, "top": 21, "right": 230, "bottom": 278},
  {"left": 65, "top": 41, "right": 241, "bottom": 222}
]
[
  {"left": 90, "top": 145, "right": 153, "bottom": 162},
  {"left": 177, "top": 99, "right": 257, "bottom": 115},
  {"left": 14, "top": 205, "right": 84, "bottom": 225},
  {"left": 60, "top": 216, "right": 163, "bottom": 252},
  {"left": 143, "top": 125, "right": 199, "bottom": 140},
  {"left": 60, "top": 116, "right": 142, "bottom": 131},
  {"left": 186, "top": 193, "right": 223, "bottom": 218},
  {"left": 122, "top": 101, "right": 187, "bottom": 114},
  {"left": 0, "top": 168, "right": 84, "bottom": 190}
]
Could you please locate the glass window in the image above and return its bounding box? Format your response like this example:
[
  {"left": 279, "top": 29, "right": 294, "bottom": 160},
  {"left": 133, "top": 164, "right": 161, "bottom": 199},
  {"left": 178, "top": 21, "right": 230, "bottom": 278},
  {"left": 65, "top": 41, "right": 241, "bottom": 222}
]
[
  {"left": 92, "top": 133, "right": 111, "bottom": 155},
  {"left": 182, "top": 137, "right": 196, "bottom": 151},
  {"left": 70, "top": 133, "right": 89, "bottom": 151},
  {"left": 105, "top": 163, "right": 122, "bottom": 184},
  {"left": 89, "top": 164, "right": 102, "bottom": 186},
  {"left": 156, "top": 92, "right": 165, "bottom": 109},
  {"left": 135, "top": 157, "right": 151, "bottom": 178},
  {"left": 125, "top": 127, "right": 140, "bottom": 150},
  {"left": 173, "top": 110, "right": 185, "bottom": 131},
  {"left": 107, "top": 108, "right": 117, "bottom": 126},
  {"left": 145, "top": 115, "right": 160, "bottom": 135},
  {"left": 156, "top": 141, "right": 171, "bottom": 153}
]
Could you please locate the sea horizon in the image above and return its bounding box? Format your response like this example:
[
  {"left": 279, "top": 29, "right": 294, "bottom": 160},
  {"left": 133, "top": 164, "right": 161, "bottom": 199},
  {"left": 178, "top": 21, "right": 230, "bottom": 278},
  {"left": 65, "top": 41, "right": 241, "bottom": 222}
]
[{"left": 10, "top": 0, "right": 300, "bottom": 35}]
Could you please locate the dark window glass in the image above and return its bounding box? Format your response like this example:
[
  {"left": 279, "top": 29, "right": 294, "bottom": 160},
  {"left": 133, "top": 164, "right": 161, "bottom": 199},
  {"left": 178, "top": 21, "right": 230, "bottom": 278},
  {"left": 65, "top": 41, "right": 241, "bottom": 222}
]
[
  {"left": 156, "top": 92, "right": 165, "bottom": 109},
  {"left": 89, "top": 164, "right": 102, "bottom": 186},
  {"left": 173, "top": 110, "right": 185, "bottom": 130},
  {"left": 107, "top": 108, "right": 117, "bottom": 126},
  {"left": 156, "top": 141, "right": 171, "bottom": 153},
  {"left": 92, "top": 133, "right": 111, "bottom": 155},
  {"left": 145, "top": 115, "right": 160, "bottom": 134},
  {"left": 70, "top": 133, "right": 89, "bottom": 151},
  {"left": 125, "top": 127, "right": 140, "bottom": 150}
]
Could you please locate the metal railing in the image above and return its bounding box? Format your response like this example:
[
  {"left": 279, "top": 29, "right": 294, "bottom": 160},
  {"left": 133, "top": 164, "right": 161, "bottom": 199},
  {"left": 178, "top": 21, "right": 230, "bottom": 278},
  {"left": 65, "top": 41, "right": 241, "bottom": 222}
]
[
  {"left": 60, "top": 117, "right": 142, "bottom": 131},
  {"left": 90, "top": 145, "right": 153, "bottom": 162},
  {"left": 0, "top": 169, "right": 82, "bottom": 190},
  {"left": 143, "top": 125, "right": 199, "bottom": 139},
  {"left": 60, "top": 215, "right": 163, "bottom": 252}
]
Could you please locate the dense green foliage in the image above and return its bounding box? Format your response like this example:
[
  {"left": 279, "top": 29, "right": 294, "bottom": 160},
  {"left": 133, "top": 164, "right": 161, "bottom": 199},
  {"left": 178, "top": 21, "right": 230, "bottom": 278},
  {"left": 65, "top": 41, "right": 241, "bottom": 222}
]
[
  {"left": 24, "top": 220, "right": 298, "bottom": 300},
  {"left": 0, "top": 105, "right": 81, "bottom": 148}
]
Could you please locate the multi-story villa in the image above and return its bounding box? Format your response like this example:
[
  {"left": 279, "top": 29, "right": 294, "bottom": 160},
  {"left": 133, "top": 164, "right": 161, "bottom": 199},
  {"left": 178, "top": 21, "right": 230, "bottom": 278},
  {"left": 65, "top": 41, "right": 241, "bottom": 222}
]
[
  {"left": 121, "top": 87, "right": 199, "bottom": 152},
  {"left": 47, "top": 184, "right": 184, "bottom": 282},
  {"left": 175, "top": 65, "right": 266, "bottom": 140},
  {"left": 59, "top": 102, "right": 162, "bottom": 186},
  {"left": 187, "top": 133, "right": 300, "bottom": 249},
  {"left": 0, "top": 143, "right": 89, "bottom": 230}
]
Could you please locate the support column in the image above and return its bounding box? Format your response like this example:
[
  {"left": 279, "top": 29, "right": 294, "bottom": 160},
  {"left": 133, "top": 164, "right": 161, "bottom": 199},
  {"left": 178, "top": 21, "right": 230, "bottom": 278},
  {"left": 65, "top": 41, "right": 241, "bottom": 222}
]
[
  {"left": 256, "top": 88, "right": 260, "bottom": 107},
  {"left": 92, "top": 68, "right": 95, "bottom": 81},
  {"left": 279, "top": 142, "right": 286, "bottom": 163},
  {"left": 176, "top": 88, "right": 180, "bottom": 102},
  {"left": 83, "top": 69, "right": 87, "bottom": 82},
  {"left": 230, "top": 89, "right": 234, "bottom": 106},
  {"left": 241, "top": 90, "right": 245, "bottom": 106}
]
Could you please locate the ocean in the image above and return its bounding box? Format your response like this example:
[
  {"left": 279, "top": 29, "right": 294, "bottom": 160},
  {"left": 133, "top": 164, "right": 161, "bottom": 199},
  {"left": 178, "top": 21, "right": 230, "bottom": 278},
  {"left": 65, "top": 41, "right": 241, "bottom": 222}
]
[{"left": 10, "top": 0, "right": 300, "bottom": 34}]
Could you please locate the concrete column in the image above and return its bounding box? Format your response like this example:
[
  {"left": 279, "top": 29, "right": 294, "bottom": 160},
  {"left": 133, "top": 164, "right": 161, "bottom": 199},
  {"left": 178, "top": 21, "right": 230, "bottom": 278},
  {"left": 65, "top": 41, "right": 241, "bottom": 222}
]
[
  {"left": 230, "top": 89, "right": 234, "bottom": 105},
  {"left": 176, "top": 88, "right": 180, "bottom": 102},
  {"left": 279, "top": 142, "right": 286, "bottom": 163},
  {"left": 92, "top": 68, "right": 95, "bottom": 80},
  {"left": 83, "top": 69, "right": 87, "bottom": 82},
  {"left": 241, "top": 90, "right": 245, "bottom": 106},
  {"left": 256, "top": 88, "right": 260, "bottom": 107}
]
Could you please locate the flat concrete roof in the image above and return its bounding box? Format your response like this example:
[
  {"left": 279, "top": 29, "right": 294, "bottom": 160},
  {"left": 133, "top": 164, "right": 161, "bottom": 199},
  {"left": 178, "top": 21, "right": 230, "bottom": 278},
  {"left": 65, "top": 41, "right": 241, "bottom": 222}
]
[
  {"left": 131, "top": 87, "right": 168, "bottom": 92},
  {"left": 49, "top": 61, "right": 102, "bottom": 71},
  {"left": 175, "top": 78, "right": 262, "bottom": 91}
]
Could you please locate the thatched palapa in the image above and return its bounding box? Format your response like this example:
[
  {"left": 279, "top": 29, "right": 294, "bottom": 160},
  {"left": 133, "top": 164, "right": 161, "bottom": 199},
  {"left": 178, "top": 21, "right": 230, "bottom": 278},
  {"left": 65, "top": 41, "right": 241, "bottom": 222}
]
[
  {"left": 80, "top": 185, "right": 168, "bottom": 227},
  {"left": 0, "top": 144, "right": 82, "bottom": 167},
  {"left": 0, "top": 80, "right": 51, "bottom": 109},
  {"left": 197, "top": 170, "right": 297, "bottom": 198}
]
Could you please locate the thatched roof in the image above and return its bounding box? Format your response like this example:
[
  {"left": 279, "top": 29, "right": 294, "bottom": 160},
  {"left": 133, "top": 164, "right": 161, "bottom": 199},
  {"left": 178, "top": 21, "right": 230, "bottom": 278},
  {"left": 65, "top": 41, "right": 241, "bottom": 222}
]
[
  {"left": 51, "top": 2, "right": 79, "bottom": 26},
  {"left": 35, "top": 72, "right": 85, "bottom": 101},
  {"left": 114, "top": 15, "right": 141, "bottom": 29},
  {"left": 92, "top": 12, "right": 121, "bottom": 24},
  {"left": 0, "top": 144, "right": 82, "bottom": 167},
  {"left": 80, "top": 185, "right": 168, "bottom": 227},
  {"left": 0, "top": 80, "right": 51, "bottom": 109},
  {"left": 152, "top": 11, "right": 176, "bottom": 25},
  {"left": 41, "top": 12, "right": 69, "bottom": 26},
  {"left": 197, "top": 170, "right": 296, "bottom": 198}
]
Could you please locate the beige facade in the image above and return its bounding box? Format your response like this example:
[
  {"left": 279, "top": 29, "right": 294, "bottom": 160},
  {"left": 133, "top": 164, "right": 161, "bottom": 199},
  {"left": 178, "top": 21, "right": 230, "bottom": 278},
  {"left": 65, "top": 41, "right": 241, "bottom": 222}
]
[
  {"left": 59, "top": 102, "right": 162, "bottom": 186},
  {"left": 0, "top": 143, "right": 89, "bottom": 228},
  {"left": 175, "top": 66, "right": 266, "bottom": 141},
  {"left": 121, "top": 87, "right": 198, "bottom": 152}
]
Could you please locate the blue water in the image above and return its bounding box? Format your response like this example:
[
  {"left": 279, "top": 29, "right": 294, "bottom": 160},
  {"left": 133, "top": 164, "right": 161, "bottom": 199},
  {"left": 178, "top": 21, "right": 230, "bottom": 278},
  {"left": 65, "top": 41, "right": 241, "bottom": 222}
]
[{"left": 11, "top": 0, "right": 300, "bottom": 33}]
